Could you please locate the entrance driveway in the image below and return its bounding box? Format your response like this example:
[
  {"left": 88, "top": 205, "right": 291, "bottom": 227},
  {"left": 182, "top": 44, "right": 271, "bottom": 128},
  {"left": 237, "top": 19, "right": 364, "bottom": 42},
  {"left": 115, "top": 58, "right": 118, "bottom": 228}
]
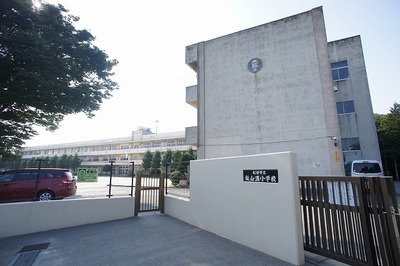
[{"left": 0, "top": 213, "right": 345, "bottom": 266}]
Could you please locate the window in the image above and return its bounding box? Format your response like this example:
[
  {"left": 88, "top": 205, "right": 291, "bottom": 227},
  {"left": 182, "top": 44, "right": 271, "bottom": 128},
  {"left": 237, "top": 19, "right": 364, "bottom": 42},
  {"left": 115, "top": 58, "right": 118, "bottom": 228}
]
[
  {"left": 153, "top": 142, "right": 161, "bottom": 148},
  {"left": 352, "top": 162, "right": 382, "bottom": 174},
  {"left": 118, "top": 166, "right": 129, "bottom": 175},
  {"left": 331, "top": 61, "right": 349, "bottom": 81},
  {"left": 14, "top": 172, "right": 37, "bottom": 181},
  {"left": 342, "top": 138, "right": 360, "bottom": 151},
  {"left": 167, "top": 141, "right": 175, "bottom": 147},
  {"left": 143, "top": 143, "right": 151, "bottom": 148},
  {"left": 0, "top": 173, "right": 14, "bottom": 182},
  {"left": 336, "top": 101, "right": 355, "bottom": 114}
]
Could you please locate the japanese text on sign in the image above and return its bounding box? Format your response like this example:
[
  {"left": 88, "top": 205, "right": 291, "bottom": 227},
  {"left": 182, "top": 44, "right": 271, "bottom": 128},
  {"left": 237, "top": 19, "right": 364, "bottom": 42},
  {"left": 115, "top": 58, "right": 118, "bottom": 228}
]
[
  {"left": 77, "top": 168, "right": 98, "bottom": 182},
  {"left": 243, "top": 169, "right": 279, "bottom": 183}
]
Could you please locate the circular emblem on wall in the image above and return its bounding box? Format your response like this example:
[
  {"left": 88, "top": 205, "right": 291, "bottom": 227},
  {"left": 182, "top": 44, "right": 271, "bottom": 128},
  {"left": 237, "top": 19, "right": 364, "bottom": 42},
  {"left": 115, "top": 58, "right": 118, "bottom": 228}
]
[{"left": 248, "top": 58, "right": 263, "bottom": 73}]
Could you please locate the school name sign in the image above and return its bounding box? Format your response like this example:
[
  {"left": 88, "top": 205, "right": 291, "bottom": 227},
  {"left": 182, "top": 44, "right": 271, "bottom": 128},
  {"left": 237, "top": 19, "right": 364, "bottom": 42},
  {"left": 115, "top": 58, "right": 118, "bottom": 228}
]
[
  {"left": 77, "top": 168, "right": 98, "bottom": 182},
  {"left": 243, "top": 169, "right": 279, "bottom": 183}
]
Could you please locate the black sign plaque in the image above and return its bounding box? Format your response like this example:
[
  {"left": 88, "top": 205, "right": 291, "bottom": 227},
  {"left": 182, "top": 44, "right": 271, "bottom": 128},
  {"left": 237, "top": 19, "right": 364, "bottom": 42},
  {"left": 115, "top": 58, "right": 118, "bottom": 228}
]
[{"left": 243, "top": 169, "right": 278, "bottom": 183}]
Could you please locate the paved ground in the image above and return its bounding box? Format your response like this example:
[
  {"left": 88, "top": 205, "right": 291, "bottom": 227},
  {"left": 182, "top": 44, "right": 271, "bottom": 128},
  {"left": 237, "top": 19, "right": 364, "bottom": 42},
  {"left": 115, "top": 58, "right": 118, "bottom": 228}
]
[
  {"left": 0, "top": 213, "right": 346, "bottom": 266},
  {"left": 2, "top": 180, "right": 398, "bottom": 266}
]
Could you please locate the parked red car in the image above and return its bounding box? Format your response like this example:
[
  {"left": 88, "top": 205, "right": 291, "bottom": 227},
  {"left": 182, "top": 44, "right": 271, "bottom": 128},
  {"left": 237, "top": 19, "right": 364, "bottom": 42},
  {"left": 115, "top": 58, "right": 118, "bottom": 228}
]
[{"left": 0, "top": 168, "right": 77, "bottom": 203}]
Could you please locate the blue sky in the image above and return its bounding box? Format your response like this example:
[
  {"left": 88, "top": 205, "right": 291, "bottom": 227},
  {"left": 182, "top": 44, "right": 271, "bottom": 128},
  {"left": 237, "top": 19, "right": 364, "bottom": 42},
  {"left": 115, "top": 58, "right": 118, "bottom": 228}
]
[{"left": 26, "top": 0, "right": 400, "bottom": 146}]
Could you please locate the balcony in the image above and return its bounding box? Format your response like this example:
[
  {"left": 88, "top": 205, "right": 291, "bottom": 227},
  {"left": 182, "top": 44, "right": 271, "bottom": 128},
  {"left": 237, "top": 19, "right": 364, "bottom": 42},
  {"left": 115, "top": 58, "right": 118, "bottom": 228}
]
[
  {"left": 185, "top": 127, "right": 198, "bottom": 146},
  {"left": 186, "top": 85, "right": 197, "bottom": 108},
  {"left": 185, "top": 43, "right": 198, "bottom": 72}
]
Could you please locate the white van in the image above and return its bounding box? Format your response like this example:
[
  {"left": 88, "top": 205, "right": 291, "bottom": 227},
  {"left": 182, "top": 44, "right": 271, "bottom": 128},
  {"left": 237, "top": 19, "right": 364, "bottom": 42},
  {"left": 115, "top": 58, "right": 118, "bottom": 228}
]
[{"left": 344, "top": 160, "right": 384, "bottom": 177}]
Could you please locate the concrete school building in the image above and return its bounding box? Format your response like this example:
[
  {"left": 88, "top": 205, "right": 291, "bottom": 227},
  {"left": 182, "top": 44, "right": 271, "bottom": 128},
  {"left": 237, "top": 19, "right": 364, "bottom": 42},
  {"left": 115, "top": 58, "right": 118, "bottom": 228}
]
[
  {"left": 184, "top": 6, "right": 381, "bottom": 176},
  {"left": 22, "top": 127, "right": 193, "bottom": 175}
]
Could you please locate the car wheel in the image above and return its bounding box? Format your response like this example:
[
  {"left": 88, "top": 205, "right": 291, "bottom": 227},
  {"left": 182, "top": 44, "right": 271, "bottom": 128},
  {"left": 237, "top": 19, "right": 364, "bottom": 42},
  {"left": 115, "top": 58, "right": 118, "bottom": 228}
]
[{"left": 37, "top": 191, "right": 54, "bottom": 201}]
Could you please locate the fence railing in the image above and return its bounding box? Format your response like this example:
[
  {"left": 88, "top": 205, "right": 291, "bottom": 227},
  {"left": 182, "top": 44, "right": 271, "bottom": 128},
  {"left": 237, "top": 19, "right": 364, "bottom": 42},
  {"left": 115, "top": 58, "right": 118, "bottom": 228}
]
[{"left": 299, "top": 176, "right": 400, "bottom": 266}]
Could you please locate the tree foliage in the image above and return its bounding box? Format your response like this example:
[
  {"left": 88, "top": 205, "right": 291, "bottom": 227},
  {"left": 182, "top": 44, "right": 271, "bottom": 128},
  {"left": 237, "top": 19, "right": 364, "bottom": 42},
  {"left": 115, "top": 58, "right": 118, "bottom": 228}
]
[
  {"left": 141, "top": 150, "right": 153, "bottom": 171},
  {"left": 0, "top": 154, "right": 82, "bottom": 171},
  {"left": 170, "top": 150, "right": 181, "bottom": 171},
  {"left": 151, "top": 150, "right": 161, "bottom": 170},
  {"left": 375, "top": 102, "right": 400, "bottom": 178},
  {"left": 0, "top": 0, "right": 118, "bottom": 158}
]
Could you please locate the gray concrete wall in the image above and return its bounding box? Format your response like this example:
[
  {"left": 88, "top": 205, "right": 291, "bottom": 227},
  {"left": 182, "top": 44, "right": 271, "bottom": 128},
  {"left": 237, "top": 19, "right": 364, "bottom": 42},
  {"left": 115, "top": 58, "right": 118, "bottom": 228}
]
[
  {"left": 191, "top": 7, "right": 343, "bottom": 175},
  {"left": 185, "top": 126, "right": 197, "bottom": 145},
  {"left": 0, "top": 197, "right": 135, "bottom": 238},
  {"left": 165, "top": 152, "right": 305, "bottom": 265},
  {"left": 185, "top": 85, "right": 197, "bottom": 108},
  {"left": 328, "top": 36, "right": 381, "bottom": 162}
]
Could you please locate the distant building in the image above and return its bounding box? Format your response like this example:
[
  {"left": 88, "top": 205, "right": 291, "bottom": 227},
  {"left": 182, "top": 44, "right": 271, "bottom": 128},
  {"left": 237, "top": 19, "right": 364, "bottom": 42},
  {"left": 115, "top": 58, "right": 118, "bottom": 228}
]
[
  {"left": 22, "top": 127, "right": 193, "bottom": 175},
  {"left": 184, "top": 7, "right": 380, "bottom": 175}
]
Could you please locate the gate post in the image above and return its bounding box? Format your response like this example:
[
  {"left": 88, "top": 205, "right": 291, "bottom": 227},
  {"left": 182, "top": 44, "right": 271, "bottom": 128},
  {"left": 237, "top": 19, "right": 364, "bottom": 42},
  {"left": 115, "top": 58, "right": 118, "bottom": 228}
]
[
  {"left": 159, "top": 167, "right": 165, "bottom": 214},
  {"left": 134, "top": 172, "right": 141, "bottom": 216}
]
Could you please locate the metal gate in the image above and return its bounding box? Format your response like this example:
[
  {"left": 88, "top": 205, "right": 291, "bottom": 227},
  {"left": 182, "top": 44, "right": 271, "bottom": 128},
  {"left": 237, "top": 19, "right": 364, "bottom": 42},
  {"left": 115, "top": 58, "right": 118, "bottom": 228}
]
[
  {"left": 299, "top": 176, "right": 400, "bottom": 265},
  {"left": 134, "top": 173, "right": 164, "bottom": 216}
]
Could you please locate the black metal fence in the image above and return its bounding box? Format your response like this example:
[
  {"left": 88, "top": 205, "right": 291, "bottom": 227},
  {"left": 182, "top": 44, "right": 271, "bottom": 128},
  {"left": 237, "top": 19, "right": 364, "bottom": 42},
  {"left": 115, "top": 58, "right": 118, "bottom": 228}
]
[
  {"left": 299, "top": 176, "right": 400, "bottom": 265},
  {"left": 0, "top": 159, "right": 194, "bottom": 203}
]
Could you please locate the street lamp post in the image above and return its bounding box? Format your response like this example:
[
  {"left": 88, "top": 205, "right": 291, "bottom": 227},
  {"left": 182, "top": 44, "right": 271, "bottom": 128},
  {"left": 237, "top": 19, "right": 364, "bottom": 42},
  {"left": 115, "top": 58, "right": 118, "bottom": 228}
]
[{"left": 155, "top": 120, "right": 159, "bottom": 133}]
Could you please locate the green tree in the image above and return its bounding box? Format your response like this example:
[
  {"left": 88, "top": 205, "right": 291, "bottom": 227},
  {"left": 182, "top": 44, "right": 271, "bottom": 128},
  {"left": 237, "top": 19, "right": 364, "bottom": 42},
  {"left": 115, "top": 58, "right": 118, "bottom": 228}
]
[
  {"left": 151, "top": 150, "right": 161, "bottom": 173},
  {"left": 58, "top": 154, "right": 69, "bottom": 168},
  {"left": 142, "top": 150, "right": 152, "bottom": 172},
  {"left": 20, "top": 159, "right": 28, "bottom": 168},
  {"left": 171, "top": 150, "right": 181, "bottom": 170},
  {"left": 49, "top": 155, "right": 58, "bottom": 168},
  {"left": 161, "top": 149, "right": 173, "bottom": 167},
  {"left": 27, "top": 157, "right": 37, "bottom": 168},
  {"left": 178, "top": 148, "right": 196, "bottom": 173},
  {"left": 40, "top": 156, "right": 50, "bottom": 168},
  {"left": 0, "top": 1, "right": 118, "bottom": 158},
  {"left": 375, "top": 102, "right": 400, "bottom": 179},
  {"left": 181, "top": 147, "right": 196, "bottom": 162},
  {"left": 70, "top": 154, "right": 81, "bottom": 172}
]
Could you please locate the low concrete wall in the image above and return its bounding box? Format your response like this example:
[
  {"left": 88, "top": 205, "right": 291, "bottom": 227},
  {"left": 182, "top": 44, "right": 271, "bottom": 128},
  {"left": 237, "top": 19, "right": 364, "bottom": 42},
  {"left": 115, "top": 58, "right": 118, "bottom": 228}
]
[
  {"left": 165, "top": 152, "right": 304, "bottom": 265},
  {"left": 0, "top": 197, "right": 135, "bottom": 238}
]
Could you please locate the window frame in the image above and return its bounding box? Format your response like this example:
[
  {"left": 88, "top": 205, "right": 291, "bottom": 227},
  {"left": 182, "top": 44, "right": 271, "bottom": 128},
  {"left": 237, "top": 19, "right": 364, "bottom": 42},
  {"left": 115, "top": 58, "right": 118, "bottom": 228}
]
[
  {"left": 336, "top": 100, "right": 355, "bottom": 115},
  {"left": 331, "top": 60, "right": 349, "bottom": 81},
  {"left": 341, "top": 137, "right": 360, "bottom": 151}
]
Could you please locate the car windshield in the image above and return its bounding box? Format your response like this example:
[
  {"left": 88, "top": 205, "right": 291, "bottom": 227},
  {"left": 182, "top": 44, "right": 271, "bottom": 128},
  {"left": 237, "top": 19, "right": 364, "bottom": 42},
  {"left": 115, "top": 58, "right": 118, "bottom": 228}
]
[{"left": 353, "top": 163, "right": 381, "bottom": 174}]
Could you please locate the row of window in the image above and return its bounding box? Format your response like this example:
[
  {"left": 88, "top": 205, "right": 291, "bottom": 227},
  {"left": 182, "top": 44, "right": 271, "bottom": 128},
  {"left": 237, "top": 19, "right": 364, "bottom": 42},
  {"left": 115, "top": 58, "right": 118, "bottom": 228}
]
[
  {"left": 83, "top": 155, "right": 140, "bottom": 162},
  {"left": 24, "top": 140, "right": 187, "bottom": 156},
  {"left": 331, "top": 61, "right": 360, "bottom": 152},
  {"left": 331, "top": 60, "right": 354, "bottom": 115}
]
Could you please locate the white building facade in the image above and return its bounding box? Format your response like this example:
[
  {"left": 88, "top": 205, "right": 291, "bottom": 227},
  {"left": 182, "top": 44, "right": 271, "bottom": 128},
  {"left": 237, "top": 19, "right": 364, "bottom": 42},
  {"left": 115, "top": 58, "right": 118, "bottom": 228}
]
[
  {"left": 184, "top": 7, "right": 381, "bottom": 175},
  {"left": 23, "top": 128, "right": 192, "bottom": 175}
]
